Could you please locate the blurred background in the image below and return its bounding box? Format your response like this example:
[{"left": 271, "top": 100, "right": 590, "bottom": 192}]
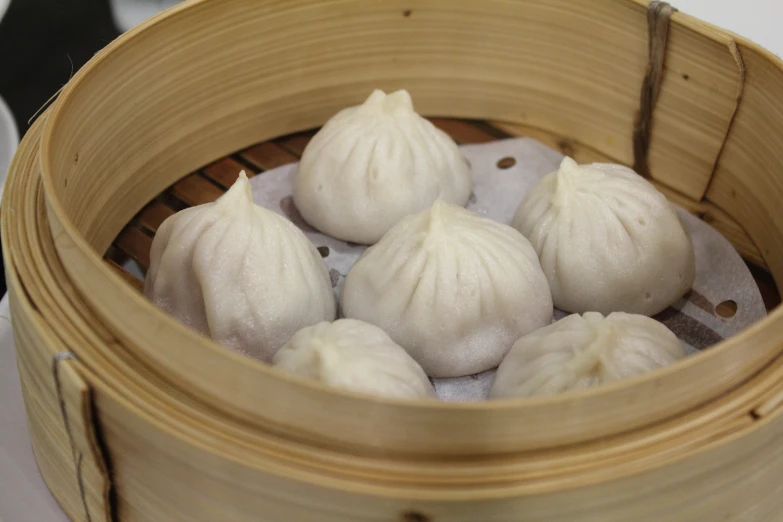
[
  {"left": 1, "top": 0, "right": 115, "bottom": 136},
  {"left": 0, "top": 0, "right": 183, "bottom": 136}
]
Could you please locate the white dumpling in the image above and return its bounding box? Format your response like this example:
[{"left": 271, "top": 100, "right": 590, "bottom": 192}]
[
  {"left": 144, "top": 172, "right": 336, "bottom": 362},
  {"left": 272, "top": 319, "right": 436, "bottom": 400},
  {"left": 512, "top": 157, "right": 695, "bottom": 316},
  {"left": 341, "top": 200, "right": 553, "bottom": 378},
  {"left": 490, "top": 312, "right": 685, "bottom": 398},
  {"left": 293, "top": 89, "right": 472, "bottom": 244}
]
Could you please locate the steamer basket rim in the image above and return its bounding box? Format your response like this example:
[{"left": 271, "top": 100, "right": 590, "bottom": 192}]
[{"left": 35, "top": 0, "right": 783, "bottom": 414}]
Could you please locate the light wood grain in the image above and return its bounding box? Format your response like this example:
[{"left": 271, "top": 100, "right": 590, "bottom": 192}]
[
  {"left": 56, "top": 358, "right": 112, "bottom": 522},
  {"left": 705, "top": 42, "right": 783, "bottom": 287},
  {"left": 646, "top": 10, "right": 744, "bottom": 199}
]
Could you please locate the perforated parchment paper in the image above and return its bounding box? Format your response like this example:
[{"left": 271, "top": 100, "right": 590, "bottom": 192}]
[{"left": 250, "top": 138, "right": 767, "bottom": 402}]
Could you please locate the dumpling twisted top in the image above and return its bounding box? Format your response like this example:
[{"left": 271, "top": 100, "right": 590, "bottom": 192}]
[
  {"left": 145, "top": 172, "right": 336, "bottom": 361},
  {"left": 512, "top": 157, "right": 695, "bottom": 316},
  {"left": 273, "top": 319, "right": 436, "bottom": 399},
  {"left": 342, "top": 200, "right": 553, "bottom": 378},
  {"left": 490, "top": 311, "right": 685, "bottom": 398},
  {"left": 294, "top": 89, "right": 472, "bottom": 244}
]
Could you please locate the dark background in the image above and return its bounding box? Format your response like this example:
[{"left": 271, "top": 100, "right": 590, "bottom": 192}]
[
  {"left": 0, "top": 0, "right": 119, "bottom": 133},
  {"left": 0, "top": 0, "right": 120, "bottom": 295}
]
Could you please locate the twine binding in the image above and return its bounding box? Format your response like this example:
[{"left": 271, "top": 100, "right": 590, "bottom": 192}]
[{"left": 633, "top": 1, "right": 677, "bottom": 178}]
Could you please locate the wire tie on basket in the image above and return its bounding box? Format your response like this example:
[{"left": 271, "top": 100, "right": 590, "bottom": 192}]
[{"left": 632, "top": 1, "right": 677, "bottom": 178}]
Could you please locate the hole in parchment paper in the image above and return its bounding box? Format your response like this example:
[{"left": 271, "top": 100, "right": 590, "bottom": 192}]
[
  {"left": 401, "top": 512, "right": 430, "bottom": 522},
  {"left": 716, "top": 300, "right": 738, "bottom": 318},
  {"left": 317, "top": 246, "right": 330, "bottom": 257},
  {"left": 496, "top": 156, "right": 516, "bottom": 169}
]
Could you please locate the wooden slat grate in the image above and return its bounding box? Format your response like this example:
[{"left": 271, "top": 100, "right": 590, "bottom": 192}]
[
  {"left": 136, "top": 200, "right": 175, "bottom": 234},
  {"left": 239, "top": 142, "right": 299, "bottom": 171}
]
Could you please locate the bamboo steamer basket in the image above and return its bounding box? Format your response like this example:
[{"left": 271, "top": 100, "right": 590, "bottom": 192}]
[{"left": 5, "top": 0, "right": 783, "bottom": 520}]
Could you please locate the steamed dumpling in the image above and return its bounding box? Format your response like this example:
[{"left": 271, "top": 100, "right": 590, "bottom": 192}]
[
  {"left": 341, "top": 200, "right": 553, "bottom": 378},
  {"left": 512, "top": 157, "right": 695, "bottom": 316},
  {"left": 272, "top": 319, "right": 436, "bottom": 399},
  {"left": 293, "top": 89, "right": 472, "bottom": 244},
  {"left": 144, "top": 172, "right": 336, "bottom": 361},
  {"left": 490, "top": 312, "right": 685, "bottom": 398}
]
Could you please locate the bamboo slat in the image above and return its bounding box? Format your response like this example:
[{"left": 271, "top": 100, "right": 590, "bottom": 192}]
[
  {"left": 239, "top": 143, "right": 298, "bottom": 171},
  {"left": 113, "top": 227, "right": 151, "bottom": 269},
  {"left": 135, "top": 200, "right": 173, "bottom": 234},
  {"left": 705, "top": 42, "right": 783, "bottom": 287},
  {"left": 170, "top": 174, "right": 225, "bottom": 207},
  {"left": 646, "top": 10, "right": 744, "bottom": 200}
]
